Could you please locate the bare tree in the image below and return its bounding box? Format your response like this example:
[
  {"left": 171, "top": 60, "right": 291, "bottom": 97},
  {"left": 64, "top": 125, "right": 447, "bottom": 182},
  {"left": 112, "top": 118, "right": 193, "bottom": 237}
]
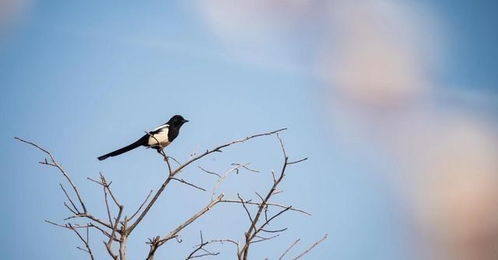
[{"left": 16, "top": 128, "right": 326, "bottom": 259}]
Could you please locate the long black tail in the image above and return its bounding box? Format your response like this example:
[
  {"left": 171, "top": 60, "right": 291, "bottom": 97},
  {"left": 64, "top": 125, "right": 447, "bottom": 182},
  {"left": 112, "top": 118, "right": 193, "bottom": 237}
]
[{"left": 98, "top": 136, "right": 147, "bottom": 161}]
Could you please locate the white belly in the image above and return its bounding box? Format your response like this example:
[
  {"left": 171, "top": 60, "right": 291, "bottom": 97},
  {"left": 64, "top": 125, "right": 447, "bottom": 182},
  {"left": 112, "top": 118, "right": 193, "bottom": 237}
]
[{"left": 148, "top": 129, "right": 170, "bottom": 147}]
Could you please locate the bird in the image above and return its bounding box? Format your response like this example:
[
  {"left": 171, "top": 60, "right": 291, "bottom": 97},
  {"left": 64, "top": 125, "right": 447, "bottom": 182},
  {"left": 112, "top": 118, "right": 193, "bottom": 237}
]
[{"left": 97, "top": 115, "right": 188, "bottom": 161}]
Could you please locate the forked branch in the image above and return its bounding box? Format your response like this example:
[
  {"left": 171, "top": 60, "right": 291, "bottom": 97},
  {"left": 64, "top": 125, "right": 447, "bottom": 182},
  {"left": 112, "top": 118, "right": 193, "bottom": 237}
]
[
  {"left": 15, "top": 128, "right": 325, "bottom": 260},
  {"left": 127, "top": 128, "right": 286, "bottom": 235}
]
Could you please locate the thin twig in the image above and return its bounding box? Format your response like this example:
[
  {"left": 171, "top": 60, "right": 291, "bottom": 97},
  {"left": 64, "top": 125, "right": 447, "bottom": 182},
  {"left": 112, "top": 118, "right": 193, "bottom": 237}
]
[
  {"left": 172, "top": 177, "right": 206, "bottom": 192},
  {"left": 211, "top": 164, "right": 248, "bottom": 201},
  {"left": 15, "top": 137, "right": 87, "bottom": 213},
  {"left": 198, "top": 166, "right": 221, "bottom": 178},
  {"left": 100, "top": 173, "right": 121, "bottom": 208},
  {"left": 64, "top": 213, "right": 113, "bottom": 229},
  {"left": 185, "top": 231, "right": 220, "bottom": 259},
  {"left": 68, "top": 223, "right": 95, "bottom": 260},
  {"left": 278, "top": 239, "right": 300, "bottom": 260},
  {"left": 45, "top": 220, "right": 117, "bottom": 241},
  {"left": 167, "top": 156, "right": 182, "bottom": 166},
  {"left": 291, "top": 234, "right": 328, "bottom": 260},
  {"left": 231, "top": 163, "right": 260, "bottom": 173},
  {"left": 128, "top": 189, "right": 153, "bottom": 222},
  {"left": 103, "top": 182, "right": 113, "bottom": 227},
  {"left": 237, "top": 194, "right": 253, "bottom": 223},
  {"left": 261, "top": 227, "right": 288, "bottom": 234},
  {"left": 288, "top": 158, "right": 308, "bottom": 165},
  {"left": 63, "top": 202, "right": 78, "bottom": 215},
  {"left": 251, "top": 234, "right": 280, "bottom": 243},
  {"left": 207, "top": 239, "right": 240, "bottom": 253},
  {"left": 59, "top": 184, "right": 78, "bottom": 213}
]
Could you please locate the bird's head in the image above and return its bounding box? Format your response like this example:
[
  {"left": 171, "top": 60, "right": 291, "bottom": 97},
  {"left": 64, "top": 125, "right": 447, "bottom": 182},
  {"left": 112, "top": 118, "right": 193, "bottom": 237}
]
[{"left": 168, "top": 115, "right": 189, "bottom": 128}]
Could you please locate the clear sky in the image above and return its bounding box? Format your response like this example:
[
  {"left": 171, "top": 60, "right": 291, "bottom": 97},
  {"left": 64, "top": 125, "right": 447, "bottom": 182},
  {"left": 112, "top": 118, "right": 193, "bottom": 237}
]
[{"left": 1, "top": 1, "right": 497, "bottom": 260}]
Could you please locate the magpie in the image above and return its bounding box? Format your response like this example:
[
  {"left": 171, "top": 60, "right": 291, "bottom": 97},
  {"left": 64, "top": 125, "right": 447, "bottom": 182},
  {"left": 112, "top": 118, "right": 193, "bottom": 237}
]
[{"left": 98, "top": 115, "right": 188, "bottom": 161}]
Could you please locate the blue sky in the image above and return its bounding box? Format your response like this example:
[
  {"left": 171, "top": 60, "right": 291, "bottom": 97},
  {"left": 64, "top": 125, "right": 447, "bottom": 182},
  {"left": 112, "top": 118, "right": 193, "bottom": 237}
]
[{"left": 1, "top": 1, "right": 497, "bottom": 260}]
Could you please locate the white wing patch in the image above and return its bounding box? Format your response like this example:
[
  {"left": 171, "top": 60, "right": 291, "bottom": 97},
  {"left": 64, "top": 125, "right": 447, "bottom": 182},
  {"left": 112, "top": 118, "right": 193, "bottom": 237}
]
[
  {"left": 151, "top": 124, "right": 169, "bottom": 132},
  {"left": 148, "top": 125, "right": 170, "bottom": 147}
]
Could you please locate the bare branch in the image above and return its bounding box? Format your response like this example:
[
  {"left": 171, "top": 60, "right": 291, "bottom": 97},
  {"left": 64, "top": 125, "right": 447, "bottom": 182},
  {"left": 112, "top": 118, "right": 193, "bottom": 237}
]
[
  {"left": 206, "top": 239, "right": 240, "bottom": 255},
  {"left": 16, "top": 137, "right": 125, "bottom": 259},
  {"left": 231, "top": 163, "right": 260, "bottom": 173},
  {"left": 100, "top": 173, "right": 121, "bottom": 208},
  {"left": 18, "top": 128, "right": 317, "bottom": 260},
  {"left": 63, "top": 202, "right": 78, "bottom": 215},
  {"left": 103, "top": 240, "right": 118, "bottom": 260},
  {"left": 166, "top": 155, "right": 182, "bottom": 166},
  {"left": 128, "top": 128, "right": 286, "bottom": 235},
  {"left": 104, "top": 190, "right": 113, "bottom": 227},
  {"left": 258, "top": 207, "right": 291, "bottom": 233},
  {"left": 276, "top": 133, "right": 287, "bottom": 159},
  {"left": 278, "top": 239, "right": 300, "bottom": 260},
  {"left": 251, "top": 234, "right": 280, "bottom": 244},
  {"left": 119, "top": 225, "right": 128, "bottom": 260},
  {"left": 59, "top": 184, "right": 78, "bottom": 213},
  {"left": 219, "top": 200, "right": 310, "bottom": 214},
  {"left": 186, "top": 231, "right": 220, "bottom": 259},
  {"left": 107, "top": 204, "right": 123, "bottom": 247},
  {"left": 211, "top": 164, "right": 248, "bottom": 201},
  {"left": 291, "top": 234, "right": 328, "bottom": 260},
  {"left": 287, "top": 157, "right": 308, "bottom": 165},
  {"left": 15, "top": 137, "right": 87, "bottom": 213},
  {"left": 254, "top": 192, "right": 264, "bottom": 203},
  {"left": 146, "top": 195, "right": 224, "bottom": 260},
  {"left": 128, "top": 189, "right": 153, "bottom": 222},
  {"left": 174, "top": 128, "right": 287, "bottom": 177},
  {"left": 162, "top": 150, "right": 174, "bottom": 175},
  {"left": 261, "top": 227, "right": 288, "bottom": 234},
  {"left": 237, "top": 133, "right": 303, "bottom": 260},
  {"left": 68, "top": 223, "right": 95, "bottom": 260},
  {"left": 65, "top": 213, "right": 113, "bottom": 230},
  {"left": 172, "top": 177, "right": 206, "bottom": 192},
  {"left": 90, "top": 224, "right": 116, "bottom": 240},
  {"left": 87, "top": 175, "right": 123, "bottom": 231},
  {"left": 45, "top": 220, "right": 117, "bottom": 242},
  {"left": 97, "top": 174, "right": 125, "bottom": 260},
  {"left": 237, "top": 194, "right": 253, "bottom": 223},
  {"left": 198, "top": 166, "right": 221, "bottom": 178},
  {"left": 162, "top": 194, "right": 224, "bottom": 244},
  {"left": 86, "top": 177, "right": 101, "bottom": 185}
]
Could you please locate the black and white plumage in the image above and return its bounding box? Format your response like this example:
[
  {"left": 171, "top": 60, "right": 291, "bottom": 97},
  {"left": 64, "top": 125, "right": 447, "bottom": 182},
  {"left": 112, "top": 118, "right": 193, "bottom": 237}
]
[{"left": 97, "top": 115, "right": 188, "bottom": 161}]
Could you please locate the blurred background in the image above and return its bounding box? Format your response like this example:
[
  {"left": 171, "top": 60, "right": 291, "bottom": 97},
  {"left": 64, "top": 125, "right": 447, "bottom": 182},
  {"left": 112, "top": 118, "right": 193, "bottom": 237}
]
[{"left": 1, "top": 0, "right": 497, "bottom": 259}]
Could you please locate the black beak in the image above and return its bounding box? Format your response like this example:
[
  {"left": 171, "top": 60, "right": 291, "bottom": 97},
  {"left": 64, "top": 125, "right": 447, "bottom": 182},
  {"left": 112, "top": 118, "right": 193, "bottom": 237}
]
[{"left": 183, "top": 119, "right": 189, "bottom": 123}]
